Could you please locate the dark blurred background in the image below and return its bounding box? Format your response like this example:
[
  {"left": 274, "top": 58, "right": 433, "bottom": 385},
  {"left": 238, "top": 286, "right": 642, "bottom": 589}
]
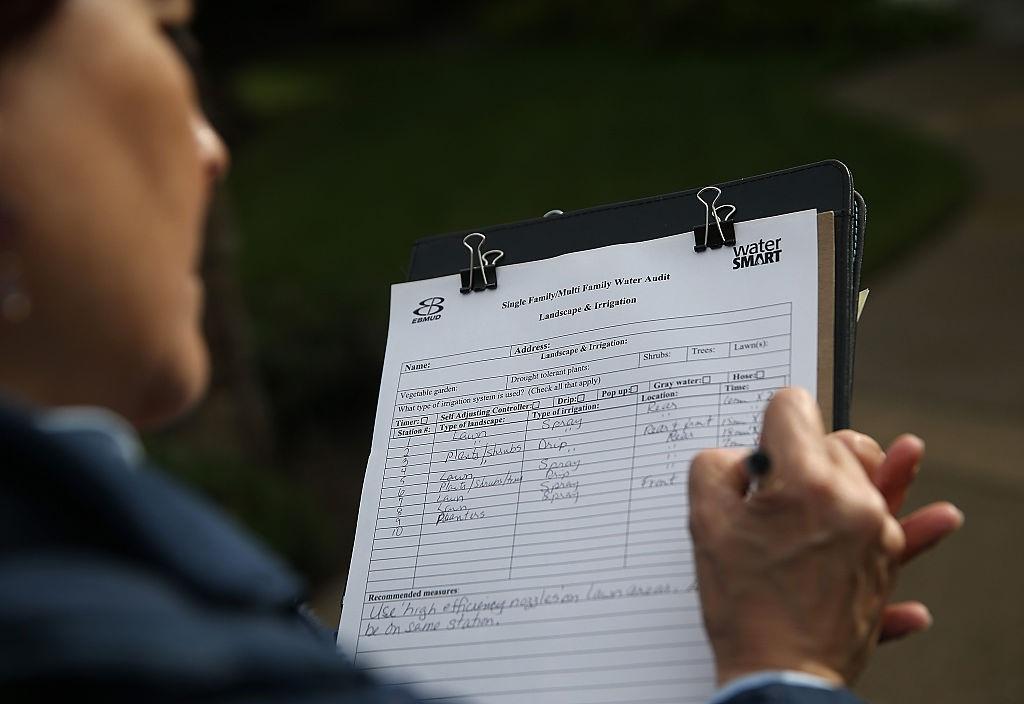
[{"left": 153, "top": 2, "right": 1023, "bottom": 702}]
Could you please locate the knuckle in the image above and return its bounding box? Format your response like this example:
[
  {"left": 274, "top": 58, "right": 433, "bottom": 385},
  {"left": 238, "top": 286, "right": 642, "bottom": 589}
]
[
  {"left": 831, "top": 429, "right": 860, "bottom": 444},
  {"left": 688, "top": 449, "right": 725, "bottom": 494},
  {"left": 859, "top": 432, "right": 884, "bottom": 455},
  {"left": 858, "top": 503, "right": 888, "bottom": 533},
  {"left": 771, "top": 386, "right": 812, "bottom": 413},
  {"left": 801, "top": 471, "right": 839, "bottom": 503},
  {"left": 823, "top": 434, "right": 851, "bottom": 461},
  {"left": 837, "top": 430, "right": 880, "bottom": 456},
  {"left": 762, "top": 387, "right": 820, "bottom": 441},
  {"left": 834, "top": 429, "right": 884, "bottom": 462},
  {"left": 854, "top": 502, "right": 905, "bottom": 558},
  {"left": 883, "top": 517, "right": 907, "bottom": 557},
  {"left": 690, "top": 449, "right": 712, "bottom": 473},
  {"left": 848, "top": 492, "right": 890, "bottom": 537}
]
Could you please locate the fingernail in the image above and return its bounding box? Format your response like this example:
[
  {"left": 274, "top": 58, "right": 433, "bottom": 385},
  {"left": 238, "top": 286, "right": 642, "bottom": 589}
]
[{"left": 952, "top": 505, "right": 965, "bottom": 526}]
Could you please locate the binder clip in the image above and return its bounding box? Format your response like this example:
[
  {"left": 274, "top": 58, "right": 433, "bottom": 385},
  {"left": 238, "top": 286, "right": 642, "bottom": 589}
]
[
  {"left": 694, "top": 186, "right": 737, "bottom": 252},
  {"left": 460, "top": 232, "right": 505, "bottom": 293}
]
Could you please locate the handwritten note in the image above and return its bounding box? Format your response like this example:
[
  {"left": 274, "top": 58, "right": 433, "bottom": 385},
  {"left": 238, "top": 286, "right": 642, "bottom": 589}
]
[{"left": 338, "top": 210, "right": 822, "bottom": 703}]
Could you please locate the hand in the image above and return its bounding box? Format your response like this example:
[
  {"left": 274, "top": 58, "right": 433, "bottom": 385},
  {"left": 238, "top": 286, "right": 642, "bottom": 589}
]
[
  {"left": 688, "top": 388, "right": 959, "bottom": 687},
  {"left": 829, "top": 429, "right": 963, "bottom": 641}
]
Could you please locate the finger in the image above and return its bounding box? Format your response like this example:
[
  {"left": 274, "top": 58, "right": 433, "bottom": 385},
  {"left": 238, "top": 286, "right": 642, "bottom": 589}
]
[
  {"left": 758, "top": 387, "right": 827, "bottom": 483},
  {"left": 876, "top": 434, "right": 925, "bottom": 514},
  {"left": 830, "top": 430, "right": 885, "bottom": 485},
  {"left": 689, "top": 448, "right": 748, "bottom": 502},
  {"left": 689, "top": 449, "right": 748, "bottom": 540},
  {"left": 879, "top": 601, "right": 932, "bottom": 643},
  {"left": 901, "top": 502, "right": 964, "bottom": 564},
  {"left": 822, "top": 431, "right": 880, "bottom": 490}
]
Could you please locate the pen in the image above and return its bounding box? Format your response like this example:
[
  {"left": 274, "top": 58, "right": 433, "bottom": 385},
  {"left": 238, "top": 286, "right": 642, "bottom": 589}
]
[{"left": 745, "top": 449, "right": 771, "bottom": 496}]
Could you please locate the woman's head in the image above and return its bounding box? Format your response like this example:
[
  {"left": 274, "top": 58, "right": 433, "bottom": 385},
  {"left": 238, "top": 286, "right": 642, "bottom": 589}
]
[{"left": 0, "top": 0, "right": 228, "bottom": 428}]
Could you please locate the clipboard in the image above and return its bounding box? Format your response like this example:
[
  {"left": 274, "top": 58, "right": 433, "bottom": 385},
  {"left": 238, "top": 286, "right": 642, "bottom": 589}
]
[{"left": 406, "top": 160, "right": 865, "bottom": 430}]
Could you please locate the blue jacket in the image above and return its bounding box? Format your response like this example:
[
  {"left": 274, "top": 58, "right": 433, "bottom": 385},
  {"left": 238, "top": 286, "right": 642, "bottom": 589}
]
[
  {"left": 722, "top": 685, "right": 863, "bottom": 703},
  {"left": 0, "top": 401, "right": 861, "bottom": 703}
]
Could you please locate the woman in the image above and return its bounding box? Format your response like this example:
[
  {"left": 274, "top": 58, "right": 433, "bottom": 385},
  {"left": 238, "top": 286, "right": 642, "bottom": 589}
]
[
  {"left": 0, "top": 1, "right": 961, "bottom": 702},
  {"left": 0, "top": 0, "right": 222, "bottom": 427},
  {"left": 0, "top": 1, "right": 418, "bottom": 700}
]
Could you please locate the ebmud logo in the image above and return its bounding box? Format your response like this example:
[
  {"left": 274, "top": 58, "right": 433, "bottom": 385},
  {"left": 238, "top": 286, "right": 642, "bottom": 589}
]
[
  {"left": 733, "top": 237, "right": 782, "bottom": 270},
  {"left": 413, "top": 297, "right": 444, "bottom": 323}
]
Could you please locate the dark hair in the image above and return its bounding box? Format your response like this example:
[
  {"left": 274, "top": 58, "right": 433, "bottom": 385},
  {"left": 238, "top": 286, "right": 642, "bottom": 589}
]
[{"left": 0, "top": 0, "right": 64, "bottom": 55}]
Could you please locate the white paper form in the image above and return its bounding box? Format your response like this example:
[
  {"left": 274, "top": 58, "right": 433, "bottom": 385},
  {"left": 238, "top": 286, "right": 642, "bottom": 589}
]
[{"left": 338, "top": 209, "right": 821, "bottom": 704}]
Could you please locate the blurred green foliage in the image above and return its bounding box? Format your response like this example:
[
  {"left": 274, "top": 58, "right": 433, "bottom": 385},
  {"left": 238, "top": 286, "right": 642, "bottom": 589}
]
[
  {"left": 229, "top": 48, "right": 966, "bottom": 437},
  {"left": 178, "top": 2, "right": 969, "bottom": 584},
  {"left": 200, "top": 0, "right": 968, "bottom": 64},
  {"left": 471, "top": 0, "right": 967, "bottom": 52}
]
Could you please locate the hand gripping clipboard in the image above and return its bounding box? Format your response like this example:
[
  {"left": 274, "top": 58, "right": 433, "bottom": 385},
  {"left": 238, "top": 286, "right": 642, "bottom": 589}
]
[{"left": 406, "top": 160, "right": 867, "bottom": 430}]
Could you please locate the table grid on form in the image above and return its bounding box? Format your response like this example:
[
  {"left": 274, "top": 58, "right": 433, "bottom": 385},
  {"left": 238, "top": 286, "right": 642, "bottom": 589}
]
[{"left": 350, "top": 303, "right": 792, "bottom": 702}]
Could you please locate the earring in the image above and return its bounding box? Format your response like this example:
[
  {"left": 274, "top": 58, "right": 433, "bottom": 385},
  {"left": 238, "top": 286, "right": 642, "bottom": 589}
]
[{"left": 0, "top": 253, "right": 31, "bottom": 324}]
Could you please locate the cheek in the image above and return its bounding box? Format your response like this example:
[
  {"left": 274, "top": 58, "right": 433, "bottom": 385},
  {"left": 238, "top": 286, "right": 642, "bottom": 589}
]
[
  {"left": 105, "top": 60, "right": 206, "bottom": 254},
  {"left": 83, "top": 33, "right": 207, "bottom": 305},
  {"left": 0, "top": 19, "right": 210, "bottom": 419},
  {"left": 89, "top": 67, "right": 210, "bottom": 419}
]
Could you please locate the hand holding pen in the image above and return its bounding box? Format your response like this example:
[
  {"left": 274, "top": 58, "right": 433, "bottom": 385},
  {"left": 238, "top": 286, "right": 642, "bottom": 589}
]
[{"left": 688, "top": 388, "right": 964, "bottom": 688}]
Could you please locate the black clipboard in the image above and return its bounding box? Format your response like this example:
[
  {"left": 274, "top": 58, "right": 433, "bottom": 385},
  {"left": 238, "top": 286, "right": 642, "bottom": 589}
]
[{"left": 407, "top": 160, "right": 866, "bottom": 429}]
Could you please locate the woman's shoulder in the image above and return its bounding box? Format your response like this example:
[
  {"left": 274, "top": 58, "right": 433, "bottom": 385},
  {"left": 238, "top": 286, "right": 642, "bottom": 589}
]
[
  {"left": 0, "top": 550, "right": 409, "bottom": 702},
  {"left": 0, "top": 398, "right": 305, "bottom": 609},
  {"left": 0, "top": 400, "right": 408, "bottom": 700}
]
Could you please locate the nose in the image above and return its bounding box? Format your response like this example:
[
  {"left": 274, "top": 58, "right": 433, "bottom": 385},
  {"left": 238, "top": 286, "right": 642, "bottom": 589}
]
[{"left": 193, "top": 112, "right": 230, "bottom": 184}]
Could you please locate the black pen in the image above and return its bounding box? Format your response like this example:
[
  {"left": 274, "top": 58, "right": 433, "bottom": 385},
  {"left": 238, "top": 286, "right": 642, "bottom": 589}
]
[{"left": 745, "top": 449, "right": 771, "bottom": 496}]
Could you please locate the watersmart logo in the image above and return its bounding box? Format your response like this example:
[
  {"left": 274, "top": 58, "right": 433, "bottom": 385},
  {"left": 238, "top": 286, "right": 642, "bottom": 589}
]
[
  {"left": 732, "top": 237, "right": 782, "bottom": 270},
  {"left": 412, "top": 297, "right": 444, "bottom": 324}
]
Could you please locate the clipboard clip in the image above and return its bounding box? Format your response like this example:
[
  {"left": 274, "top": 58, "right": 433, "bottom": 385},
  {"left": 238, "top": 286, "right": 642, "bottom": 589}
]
[
  {"left": 694, "top": 186, "right": 737, "bottom": 252},
  {"left": 460, "top": 233, "right": 505, "bottom": 293}
]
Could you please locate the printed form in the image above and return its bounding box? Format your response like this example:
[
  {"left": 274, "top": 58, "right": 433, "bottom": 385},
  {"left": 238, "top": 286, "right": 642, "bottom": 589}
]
[{"left": 339, "top": 209, "right": 822, "bottom": 703}]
